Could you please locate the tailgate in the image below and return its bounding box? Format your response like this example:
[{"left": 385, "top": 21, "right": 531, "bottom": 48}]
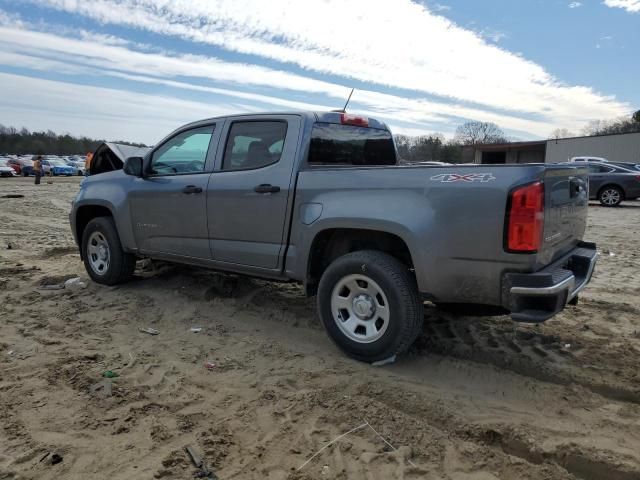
[{"left": 539, "top": 165, "right": 589, "bottom": 265}]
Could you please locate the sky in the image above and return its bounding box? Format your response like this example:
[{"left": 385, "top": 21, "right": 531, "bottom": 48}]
[{"left": 0, "top": 0, "right": 638, "bottom": 145}]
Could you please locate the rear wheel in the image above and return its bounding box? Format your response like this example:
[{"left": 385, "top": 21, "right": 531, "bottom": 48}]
[
  {"left": 317, "top": 250, "right": 423, "bottom": 362},
  {"left": 82, "top": 217, "right": 136, "bottom": 285},
  {"left": 599, "top": 186, "right": 623, "bottom": 207}
]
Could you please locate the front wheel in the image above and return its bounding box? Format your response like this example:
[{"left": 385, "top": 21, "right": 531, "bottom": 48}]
[
  {"left": 317, "top": 250, "right": 423, "bottom": 362},
  {"left": 599, "top": 186, "right": 623, "bottom": 207},
  {"left": 82, "top": 217, "right": 136, "bottom": 285}
]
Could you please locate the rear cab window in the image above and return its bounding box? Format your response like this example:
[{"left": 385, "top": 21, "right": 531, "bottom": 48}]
[{"left": 307, "top": 123, "right": 396, "bottom": 166}]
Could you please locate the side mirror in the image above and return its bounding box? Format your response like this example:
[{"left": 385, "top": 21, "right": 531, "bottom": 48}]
[{"left": 123, "top": 156, "right": 144, "bottom": 177}]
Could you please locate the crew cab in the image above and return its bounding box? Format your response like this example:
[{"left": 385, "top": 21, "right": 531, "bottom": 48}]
[{"left": 70, "top": 112, "right": 597, "bottom": 362}]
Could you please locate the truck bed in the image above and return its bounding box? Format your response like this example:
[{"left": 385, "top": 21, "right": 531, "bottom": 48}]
[{"left": 287, "top": 163, "right": 589, "bottom": 307}]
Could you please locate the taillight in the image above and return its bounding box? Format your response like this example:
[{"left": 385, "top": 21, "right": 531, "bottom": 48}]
[
  {"left": 635, "top": 175, "right": 640, "bottom": 182},
  {"left": 506, "top": 182, "right": 544, "bottom": 253},
  {"left": 340, "top": 113, "right": 368, "bottom": 127}
]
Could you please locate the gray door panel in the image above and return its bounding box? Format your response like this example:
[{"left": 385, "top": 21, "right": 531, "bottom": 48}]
[
  {"left": 130, "top": 174, "right": 211, "bottom": 258},
  {"left": 207, "top": 116, "right": 302, "bottom": 270},
  {"left": 129, "top": 123, "right": 220, "bottom": 258}
]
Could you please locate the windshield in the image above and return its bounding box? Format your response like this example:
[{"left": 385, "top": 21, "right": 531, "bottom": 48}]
[
  {"left": 0, "top": 159, "right": 9, "bottom": 167},
  {"left": 49, "top": 159, "right": 67, "bottom": 166}
]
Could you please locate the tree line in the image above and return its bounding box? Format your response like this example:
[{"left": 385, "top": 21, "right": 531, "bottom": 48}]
[
  {"left": 0, "top": 125, "right": 148, "bottom": 156},
  {"left": 395, "top": 121, "right": 507, "bottom": 164},
  {"left": 550, "top": 110, "right": 640, "bottom": 139},
  {"left": 3, "top": 109, "right": 637, "bottom": 162}
]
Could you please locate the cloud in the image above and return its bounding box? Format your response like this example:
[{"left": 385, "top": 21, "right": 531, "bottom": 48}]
[
  {"left": 432, "top": 3, "right": 451, "bottom": 11},
  {"left": 568, "top": 2, "right": 583, "bottom": 8},
  {"left": 603, "top": 0, "right": 640, "bottom": 12},
  {"left": 22, "top": 0, "right": 628, "bottom": 131},
  {"left": 0, "top": 72, "right": 244, "bottom": 143},
  {"left": 1, "top": 24, "right": 574, "bottom": 137}
]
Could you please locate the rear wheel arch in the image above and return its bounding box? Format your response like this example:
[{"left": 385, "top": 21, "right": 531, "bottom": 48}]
[{"left": 306, "top": 228, "right": 415, "bottom": 295}]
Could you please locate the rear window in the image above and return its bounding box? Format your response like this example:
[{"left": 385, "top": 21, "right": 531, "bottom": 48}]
[{"left": 308, "top": 123, "right": 396, "bottom": 166}]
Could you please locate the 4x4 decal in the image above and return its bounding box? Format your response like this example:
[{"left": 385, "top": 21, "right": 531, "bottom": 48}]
[{"left": 430, "top": 173, "right": 496, "bottom": 183}]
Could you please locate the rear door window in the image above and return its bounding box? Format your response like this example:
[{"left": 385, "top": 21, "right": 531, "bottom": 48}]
[
  {"left": 308, "top": 123, "right": 396, "bottom": 166},
  {"left": 222, "top": 121, "right": 288, "bottom": 171}
]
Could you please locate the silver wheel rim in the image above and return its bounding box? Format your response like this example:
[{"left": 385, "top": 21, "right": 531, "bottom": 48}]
[
  {"left": 87, "top": 231, "right": 110, "bottom": 276},
  {"left": 601, "top": 189, "right": 620, "bottom": 205},
  {"left": 331, "top": 274, "right": 390, "bottom": 344}
]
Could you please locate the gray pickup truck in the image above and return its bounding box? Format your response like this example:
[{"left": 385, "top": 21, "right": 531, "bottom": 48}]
[{"left": 70, "top": 112, "right": 597, "bottom": 362}]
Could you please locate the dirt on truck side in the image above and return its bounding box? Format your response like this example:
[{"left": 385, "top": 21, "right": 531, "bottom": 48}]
[{"left": 1, "top": 176, "right": 640, "bottom": 480}]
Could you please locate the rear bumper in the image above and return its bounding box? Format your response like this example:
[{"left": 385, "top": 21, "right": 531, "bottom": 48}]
[{"left": 503, "top": 241, "right": 597, "bottom": 322}]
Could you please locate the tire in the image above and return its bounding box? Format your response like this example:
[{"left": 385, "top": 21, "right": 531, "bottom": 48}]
[
  {"left": 317, "top": 250, "right": 423, "bottom": 362},
  {"left": 598, "top": 185, "right": 623, "bottom": 207},
  {"left": 81, "top": 216, "right": 136, "bottom": 285}
]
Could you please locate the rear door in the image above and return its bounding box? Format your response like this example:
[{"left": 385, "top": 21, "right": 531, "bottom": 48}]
[
  {"left": 128, "top": 123, "right": 220, "bottom": 259},
  {"left": 207, "top": 115, "right": 301, "bottom": 271},
  {"left": 538, "top": 164, "right": 589, "bottom": 265},
  {"left": 587, "top": 163, "right": 614, "bottom": 196}
]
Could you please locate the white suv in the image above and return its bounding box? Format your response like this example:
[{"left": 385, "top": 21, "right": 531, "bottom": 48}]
[{"left": 569, "top": 156, "right": 609, "bottom": 163}]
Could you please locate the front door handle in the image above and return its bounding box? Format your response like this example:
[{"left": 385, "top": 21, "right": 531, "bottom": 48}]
[
  {"left": 254, "top": 184, "right": 281, "bottom": 194},
  {"left": 183, "top": 185, "right": 203, "bottom": 194}
]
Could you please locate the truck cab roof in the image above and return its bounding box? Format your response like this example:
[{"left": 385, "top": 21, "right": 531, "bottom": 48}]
[{"left": 179, "top": 111, "right": 390, "bottom": 132}]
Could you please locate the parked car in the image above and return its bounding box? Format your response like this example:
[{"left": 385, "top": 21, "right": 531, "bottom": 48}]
[
  {"left": 580, "top": 161, "right": 640, "bottom": 205},
  {"left": 71, "top": 160, "right": 86, "bottom": 176},
  {"left": 70, "top": 111, "right": 597, "bottom": 362},
  {"left": 62, "top": 158, "right": 85, "bottom": 175},
  {"left": 7, "top": 158, "right": 34, "bottom": 176},
  {"left": 570, "top": 156, "right": 609, "bottom": 163},
  {"left": 0, "top": 158, "right": 18, "bottom": 177},
  {"left": 570, "top": 156, "right": 640, "bottom": 173},
  {"left": 42, "top": 158, "right": 75, "bottom": 176},
  {"left": 608, "top": 161, "right": 640, "bottom": 172}
]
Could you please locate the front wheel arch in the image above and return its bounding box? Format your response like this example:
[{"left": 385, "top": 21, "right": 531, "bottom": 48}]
[{"left": 75, "top": 205, "right": 115, "bottom": 256}]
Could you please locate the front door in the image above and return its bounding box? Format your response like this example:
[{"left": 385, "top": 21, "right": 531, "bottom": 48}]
[
  {"left": 129, "top": 123, "right": 219, "bottom": 259},
  {"left": 207, "top": 116, "right": 301, "bottom": 270}
]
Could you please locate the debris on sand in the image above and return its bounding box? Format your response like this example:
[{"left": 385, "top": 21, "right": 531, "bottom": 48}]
[
  {"left": 90, "top": 378, "right": 112, "bottom": 398},
  {"left": 38, "top": 275, "right": 84, "bottom": 290},
  {"left": 185, "top": 445, "right": 217, "bottom": 479},
  {"left": 64, "top": 277, "right": 87, "bottom": 289},
  {"left": 204, "top": 361, "right": 216, "bottom": 370},
  {"left": 190, "top": 327, "right": 203, "bottom": 333},
  {"left": 38, "top": 283, "right": 65, "bottom": 291},
  {"left": 371, "top": 355, "right": 396, "bottom": 367},
  {"left": 139, "top": 327, "right": 160, "bottom": 335},
  {"left": 102, "top": 370, "right": 119, "bottom": 378}
]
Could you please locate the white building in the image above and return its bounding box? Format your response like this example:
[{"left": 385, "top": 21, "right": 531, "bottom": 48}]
[{"left": 463, "top": 131, "right": 640, "bottom": 164}]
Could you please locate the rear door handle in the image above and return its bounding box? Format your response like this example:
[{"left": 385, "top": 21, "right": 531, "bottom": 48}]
[
  {"left": 254, "top": 184, "right": 280, "bottom": 194},
  {"left": 182, "top": 185, "right": 203, "bottom": 194}
]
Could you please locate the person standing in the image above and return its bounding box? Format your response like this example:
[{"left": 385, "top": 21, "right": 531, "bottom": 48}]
[
  {"left": 84, "top": 151, "right": 93, "bottom": 176},
  {"left": 33, "top": 155, "right": 42, "bottom": 185}
]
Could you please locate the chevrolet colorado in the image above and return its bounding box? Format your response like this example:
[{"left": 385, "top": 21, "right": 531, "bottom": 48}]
[{"left": 70, "top": 112, "right": 597, "bottom": 361}]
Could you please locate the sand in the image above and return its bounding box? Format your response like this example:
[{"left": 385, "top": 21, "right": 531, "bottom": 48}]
[{"left": 1, "top": 176, "right": 639, "bottom": 480}]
